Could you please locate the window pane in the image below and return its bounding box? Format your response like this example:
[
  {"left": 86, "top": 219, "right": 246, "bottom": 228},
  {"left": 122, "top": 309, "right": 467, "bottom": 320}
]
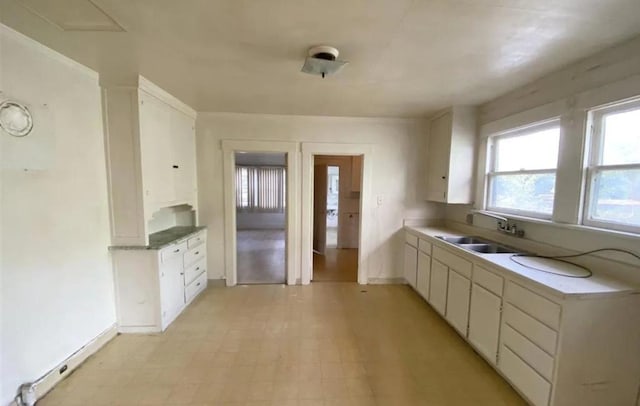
[
  {"left": 489, "top": 173, "right": 556, "bottom": 215},
  {"left": 602, "top": 108, "right": 640, "bottom": 165},
  {"left": 495, "top": 127, "right": 560, "bottom": 171},
  {"left": 590, "top": 168, "right": 640, "bottom": 226}
]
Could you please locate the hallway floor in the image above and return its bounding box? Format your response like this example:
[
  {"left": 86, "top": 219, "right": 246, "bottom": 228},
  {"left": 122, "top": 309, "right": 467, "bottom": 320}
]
[
  {"left": 237, "top": 230, "right": 285, "bottom": 284},
  {"left": 313, "top": 249, "right": 358, "bottom": 282},
  {"left": 39, "top": 283, "right": 525, "bottom": 406}
]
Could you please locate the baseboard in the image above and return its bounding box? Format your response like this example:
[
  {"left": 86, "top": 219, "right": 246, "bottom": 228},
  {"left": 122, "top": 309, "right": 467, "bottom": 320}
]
[
  {"left": 367, "top": 277, "right": 406, "bottom": 284},
  {"left": 29, "top": 324, "right": 117, "bottom": 403}
]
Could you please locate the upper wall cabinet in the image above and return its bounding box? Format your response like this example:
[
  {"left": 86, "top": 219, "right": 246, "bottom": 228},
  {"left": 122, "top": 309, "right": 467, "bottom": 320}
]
[
  {"left": 425, "top": 106, "right": 477, "bottom": 203},
  {"left": 103, "top": 76, "right": 198, "bottom": 246}
]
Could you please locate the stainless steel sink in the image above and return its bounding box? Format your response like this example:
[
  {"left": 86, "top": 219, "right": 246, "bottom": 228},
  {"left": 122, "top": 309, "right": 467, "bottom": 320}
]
[
  {"left": 436, "top": 236, "right": 490, "bottom": 245},
  {"left": 435, "top": 235, "right": 521, "bottom": 254},
  {"left": 459, "top": 243, "right": 519, "bottom": 254}
]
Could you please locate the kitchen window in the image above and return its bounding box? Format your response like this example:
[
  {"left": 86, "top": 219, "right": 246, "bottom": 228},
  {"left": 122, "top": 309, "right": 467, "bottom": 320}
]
[
  {"left": 584, "top": 99, "right": 640, "bottom": 233},
  {"left": 235, "top": 166, "right": 286, "bottom": 212},
  {"left": 486, "top": 121, "right": 561, "bottom": 218}
]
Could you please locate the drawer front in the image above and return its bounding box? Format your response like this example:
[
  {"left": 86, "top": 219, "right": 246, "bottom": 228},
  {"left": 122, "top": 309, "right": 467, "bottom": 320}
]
[
  {"left": 184, "top": 258, "right": 206, "bottom": 286},
  {"left": 184, "top": 245, "right": 206, "bottom": 267},
  {"left": 502, "top": 325, "right": 555, "bottom": 381},
  {"left": 185, "top": 271, "right": 207, "bottom": 303},
  {"left": 187, "top": 232, "right": 206, "bottom": 249},
  {"left": 432, "top": 246, "right": 472, "bottom": 278},
  {"left": 473, "top": 265, "right": 503, "bottom": 297},
  {"left": 506, "top": 282, "right": 561, "bottom": 330},
  {"left": 405, "top": 232, "right": 418, "bottom": 248},
  {"left": 418, "top": 239, "right": 432, "bottom": 255},
  {"left": 160, "top": 241, "right": 188, "bottom": 263},
  {"left": 504, "top": 304, "right": 558, "bottom": 355},
  {"left": 499, "top": 346, "right": 551, "bottom": 406}
]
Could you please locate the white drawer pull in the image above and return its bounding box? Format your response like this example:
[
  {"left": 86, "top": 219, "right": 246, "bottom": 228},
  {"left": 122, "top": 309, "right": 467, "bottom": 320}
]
[{"left": 173, "top": 248, "right": 180, "bottom": 253}]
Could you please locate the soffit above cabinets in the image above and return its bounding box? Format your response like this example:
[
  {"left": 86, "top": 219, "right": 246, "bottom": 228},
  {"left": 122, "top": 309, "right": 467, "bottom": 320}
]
[{"left": 18, "top": 0, "right": 125, "bottom": 31}]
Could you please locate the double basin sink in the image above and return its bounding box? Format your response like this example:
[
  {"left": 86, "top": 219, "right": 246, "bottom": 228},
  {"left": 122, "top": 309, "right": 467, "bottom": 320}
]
[{"left": 436, "top": 236, "right": 521, "bottom": 254}]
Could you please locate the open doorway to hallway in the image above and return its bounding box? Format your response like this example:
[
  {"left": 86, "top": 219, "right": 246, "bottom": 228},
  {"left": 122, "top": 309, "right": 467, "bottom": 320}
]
[
  {"left": 235, "top": 152, "right": 286, "bottom": 284},
  {"left": 312, "top": 155, "right": 362, "bottom": 282}
]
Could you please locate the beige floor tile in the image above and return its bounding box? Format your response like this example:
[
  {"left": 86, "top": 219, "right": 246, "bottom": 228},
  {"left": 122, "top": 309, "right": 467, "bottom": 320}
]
[{"left": 37, "top": 284, "right": 526, "bottom": 406}]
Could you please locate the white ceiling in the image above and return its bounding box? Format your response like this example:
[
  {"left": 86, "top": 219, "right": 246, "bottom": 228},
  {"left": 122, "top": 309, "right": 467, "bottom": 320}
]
[{"left": 2, "top": 0, "right": 640, "bottom": 117}]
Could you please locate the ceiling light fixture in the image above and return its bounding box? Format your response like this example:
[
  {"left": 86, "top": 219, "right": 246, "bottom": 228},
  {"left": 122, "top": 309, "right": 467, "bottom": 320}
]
[{"left": 301, "top": 45, "right": 348, "bottom": 78}]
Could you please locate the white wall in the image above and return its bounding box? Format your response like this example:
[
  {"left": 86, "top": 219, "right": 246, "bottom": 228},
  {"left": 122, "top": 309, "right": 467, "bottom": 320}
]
[
  {"left": 197, "top": 113, "right": 444, "bottom": 281},
  {"left": 236, "top": 212, "right": 285, "bottom": 230},
  {"left": 0, "top": 25, "right": 115, "bottom": 404},
  {"left": 446, "top": 34, "right": 640, "bottom": 285}
]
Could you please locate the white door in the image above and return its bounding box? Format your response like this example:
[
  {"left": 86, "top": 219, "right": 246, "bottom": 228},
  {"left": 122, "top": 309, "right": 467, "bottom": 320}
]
[
  {"left": 468, "top": 283, "right": 502, "bottom": 364},
  {"left": 403, "top": 244, "right": 418, "bottom": 289},
  {"left": 429, "top": 259, "right": 448, "bottom": 315},
  {"left": 313, "top": 164, "right": 328, "bottom": 254},
  {"left": 416, "top": 251, "right": 431, "bottom": 300},
  {"left": 445, "top": 269, "right": 471, "bottom": 336},
  {"left": 138, "top": 91, "right": 174, "bottom": 205},
  {"left": 171, "top": 109, "right": 196, "bottom": 204},
  {"left": 425, "top": 112, "right": 451, "bottom": 202},
  {"left": 159, "top": 254, "right": 185, "bottom": 327}
]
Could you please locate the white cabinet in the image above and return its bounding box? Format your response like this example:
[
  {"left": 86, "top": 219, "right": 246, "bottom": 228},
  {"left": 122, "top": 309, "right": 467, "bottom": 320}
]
[
  {"left": 468, "top": 283, "right": 502, "bottom": 364},
  {"left": 445, "top": 269, "right": 471, "bottom": 336},
  {"left": 103, "top": 76, "right": 198, "bottom": 246},
  {"left": 112, "top": 230, "right": 207, "bottom": 333},
  {"left": 429, "top": 259, "right": 448, "bottom": 316},
  {"left": 403, "top": 243, "right": 418, "bottom": 289},
  {"left": 425, "top": 106, "right": 476, "bottom": 203},
  {"left": 416, "top": 251, "right": 431, "bottom": 300}
]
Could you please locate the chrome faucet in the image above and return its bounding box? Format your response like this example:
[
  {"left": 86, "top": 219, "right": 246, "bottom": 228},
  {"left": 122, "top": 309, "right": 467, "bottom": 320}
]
[{"left": 470, "top": 210, "right": 525, "bottom": 238}]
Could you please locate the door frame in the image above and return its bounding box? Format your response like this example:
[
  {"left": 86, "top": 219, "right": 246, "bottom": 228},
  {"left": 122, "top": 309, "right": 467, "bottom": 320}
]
[
  {"left": 301, "top": 143, "right": 374, "bottom": 285},
  {"left": 222, "top": 140, "right": 299, "bottom": 286}
]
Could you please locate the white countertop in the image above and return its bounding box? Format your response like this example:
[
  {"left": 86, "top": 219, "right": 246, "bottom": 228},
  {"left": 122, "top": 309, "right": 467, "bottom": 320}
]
[{"left": 406, "top": 226, "right": 638, "bottom": 298}]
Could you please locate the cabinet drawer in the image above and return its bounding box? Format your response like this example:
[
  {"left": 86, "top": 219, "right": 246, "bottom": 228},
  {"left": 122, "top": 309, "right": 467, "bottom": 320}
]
[
  {"left": 432, "top": 246, "right": 472, "bottom": 278},
  {"left": 185, "top": 271, "right": 207, "bottom": 303},
  {"left": 506, "top": 282, "right": 560, "bottom": 330},
  {"left": 184, "top": 245, "right": 206, "bottom": 267},
  {"left": 499, "top": 346, "right": 551, "bottom": 406},
  {"left": 160, "top": 242, "right": 188, "bottom": 263},
  {"left": 187, "top": 232, "right": 206, "bottom": 249},
  {"left": 184, "top": 258, "right": 206, "bottom": 286},
  {"left": 502, "top": 325, "right": 555, "bottom": 381},
  {"left": 473, "top": 265, "right": 503, "bottom": 296},
  {"left": 504, "top": 304, "right": 558, "bottom": 356},
  {"left": 418, "top": 239, "right": 432, "bottom": 255},
  {"left": 405, "top": 232, "right": 418, "bottom": 247}
]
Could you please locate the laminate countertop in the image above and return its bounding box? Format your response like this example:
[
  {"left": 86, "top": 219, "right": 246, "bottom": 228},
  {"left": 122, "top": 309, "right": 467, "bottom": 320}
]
[
  {"left": 405, "top": 225, "right": 639, "bottom": 298},
  {"left": 110, "top": 226, "right": 206, "bottom": 250}
]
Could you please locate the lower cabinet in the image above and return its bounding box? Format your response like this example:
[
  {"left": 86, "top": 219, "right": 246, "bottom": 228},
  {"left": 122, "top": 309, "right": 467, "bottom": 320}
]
[
  {"left": 403, "top": 243, "right": 418, "bottom": 289},
  {"left": 445, "top": 269, "right": 471, "bottom": 336},
  {"left": 429, "top": 259, "right": 448, "bottom": 315},
  {"left": 113, "top": 229, "right": 208, "bottom": 333},
  {"left": 416, "top": 251, "right": 431, "bottom": 300},
  {"left": 468, "top": 283, "right": 502, "bottom": 364}
]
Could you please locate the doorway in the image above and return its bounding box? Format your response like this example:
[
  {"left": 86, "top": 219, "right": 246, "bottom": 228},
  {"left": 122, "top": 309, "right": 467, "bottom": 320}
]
[
  {"left": 312, "top": 155, "right": 362, "bottom": 282},
  {"left": 235, "top": 152, "right": 286, "bottom": 284}
]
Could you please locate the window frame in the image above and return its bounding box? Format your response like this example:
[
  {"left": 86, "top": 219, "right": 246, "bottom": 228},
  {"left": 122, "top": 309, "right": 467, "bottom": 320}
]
[
  {"left": 485, "top": 120, "right": 561, "bottom": 220},
  {"left": 583, "top": 98, "right": 640, "bottom": 234}
]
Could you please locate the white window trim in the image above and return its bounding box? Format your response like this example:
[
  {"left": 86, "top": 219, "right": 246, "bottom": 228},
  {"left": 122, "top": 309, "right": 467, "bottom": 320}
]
[
  {"left": 582, "top": 98, "right": 640, "bottom": 234},
  {"left": 485, "top": 119, "right": 561, "bottom": 220}
]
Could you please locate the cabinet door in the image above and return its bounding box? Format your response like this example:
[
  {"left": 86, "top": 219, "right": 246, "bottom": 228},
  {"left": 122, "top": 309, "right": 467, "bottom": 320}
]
[
  {"left": 351, "top": 155, "right": 362, "bottom": 193},
  {"left": 171, "top": 109, "right": 196, "bottom": 204},
  {"left": 445, "top": 269, "right": 471, "bottom": 336},
  {"left": 468, "top": 283, "right": 502, "bottom": 364},
  {"left": 425, "top": 112, "right": 451, "bottom": 202},
  {"left": 138, "top": 91, "right": 175, "bottom": 205},
  {"left": 429, "top": 259, "right": 448, "bottom": 315},
  {"left": 159, "top": 254, "right": 185, "bottom": 328},
  {"left": 416, "top": 251, "right": 431, "bottom": 300},
  {"left": 404, "top": 244, "right": 418, "bottom": 289}
]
